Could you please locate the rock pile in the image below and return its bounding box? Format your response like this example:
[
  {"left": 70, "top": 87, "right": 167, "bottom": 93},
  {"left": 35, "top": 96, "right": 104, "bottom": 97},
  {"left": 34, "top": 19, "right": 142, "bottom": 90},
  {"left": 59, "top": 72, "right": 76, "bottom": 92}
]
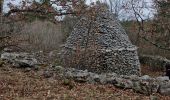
[
  {"left": 0, "top": 51, "right": 169, "bottom": 96},
  {"left": 60, "top": 7, "right": 141, "bottom": 75},
  {"left": 51, "top": 66, "right": 170, "bottom": 96},
  {"left": 1, "top": 52, "right": 38, "bottom": 68}
]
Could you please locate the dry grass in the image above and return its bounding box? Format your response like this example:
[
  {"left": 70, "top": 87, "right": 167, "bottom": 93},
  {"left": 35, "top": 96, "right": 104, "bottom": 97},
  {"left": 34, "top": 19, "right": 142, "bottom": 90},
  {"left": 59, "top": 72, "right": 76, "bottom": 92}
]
[
  {"left": 141, "top": 65, "right": 164, "bottom": 77},
  {"left": 20, "top": 20, "right": 64, "bottom": 51},
  {"left": 1, "top": 19, "right": 65, "bottom": 52}
]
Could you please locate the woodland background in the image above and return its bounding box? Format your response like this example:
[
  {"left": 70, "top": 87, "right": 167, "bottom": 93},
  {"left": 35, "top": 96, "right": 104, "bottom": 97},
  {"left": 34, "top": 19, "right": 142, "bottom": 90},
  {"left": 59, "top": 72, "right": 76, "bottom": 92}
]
[{"left": 0, "top": 0, "right": 170, "bottom": 57}]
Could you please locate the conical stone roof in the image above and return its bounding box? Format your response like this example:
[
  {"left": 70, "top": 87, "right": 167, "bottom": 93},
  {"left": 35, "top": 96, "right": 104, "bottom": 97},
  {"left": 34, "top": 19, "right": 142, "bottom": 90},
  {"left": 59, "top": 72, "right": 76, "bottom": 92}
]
[{"left": 60, "top": 7, "right": 141, "bottom": 75}]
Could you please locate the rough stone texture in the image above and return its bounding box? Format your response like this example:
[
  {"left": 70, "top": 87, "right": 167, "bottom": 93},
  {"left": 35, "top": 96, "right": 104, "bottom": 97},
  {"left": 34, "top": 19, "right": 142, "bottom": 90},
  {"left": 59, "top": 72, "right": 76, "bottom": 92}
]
[
  {"left": 159, "top": 82, "right": 170, "bottom": 96},
  {"left": 48, "top": 66, "right": 170, "bottom": 96},
  {"left": 60, "top": 7, "right": 141, "bottom": 76},
  {"left": 1, "top": 52, "right": 38, "bottom": 68}
]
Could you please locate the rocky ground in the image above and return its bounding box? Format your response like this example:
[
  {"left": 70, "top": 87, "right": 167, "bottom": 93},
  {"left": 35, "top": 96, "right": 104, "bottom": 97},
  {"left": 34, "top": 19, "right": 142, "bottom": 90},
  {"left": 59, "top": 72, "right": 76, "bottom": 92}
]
[
  {"left": 0, "top": 64, "right": 170, "bottom": 100},
  {"left": 0, "top": 51, "right": 170, "bottom": 100}
]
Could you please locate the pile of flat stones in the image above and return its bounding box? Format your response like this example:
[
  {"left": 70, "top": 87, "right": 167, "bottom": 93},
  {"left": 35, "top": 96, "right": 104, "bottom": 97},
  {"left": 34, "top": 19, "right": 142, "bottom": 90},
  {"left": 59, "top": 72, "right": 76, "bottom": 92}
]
[
  {"left": 0, "top": 48, "right": 53, "bottom": 69},
  {"left": 52, "top": 66, "right": 170, "bottom": 96},
  {"left": 60, "top": 7, "right": 141, "bottom": 75},
  {"left": 0, "top": 51, "right": 39, "bottom": 69}
]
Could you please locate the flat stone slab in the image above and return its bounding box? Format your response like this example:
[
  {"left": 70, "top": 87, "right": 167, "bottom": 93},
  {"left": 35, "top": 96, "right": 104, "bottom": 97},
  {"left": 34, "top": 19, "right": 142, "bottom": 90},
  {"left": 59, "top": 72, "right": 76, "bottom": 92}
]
[{"left": 1, "top": 52, "right": 38, "bottom": 68}]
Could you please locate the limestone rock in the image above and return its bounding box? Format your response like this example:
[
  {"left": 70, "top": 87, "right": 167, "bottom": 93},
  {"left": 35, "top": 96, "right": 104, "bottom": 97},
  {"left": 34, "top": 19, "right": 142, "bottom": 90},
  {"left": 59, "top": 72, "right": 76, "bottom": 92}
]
[
  {"left": 65, "top": 69, "right": 89, "bottom": 83},
  {"left": 130, "top": 76, "right": 160, "bottom": 95},
  {"left": 1, "top": 52, "right": 38, "bottom": 68},
  {"left": 140, "top": 75, "right": 151, "bottom": 81},
  {"left": 150, "top": 95, "right": 159, "bottom": 100},
  {"left": 43, "top": 70, "right": 54, "bottom": 78},
  {"left": 114, "top": 78, "right": 133, "bottom": 89},
  {"left": 87, "top": 72, "right": 100, "bottom": 83},
  {"left": 47, "top": 65, "right": 169, "bottom": 95},
  {"left": 156, "top": 76, "right": 169, "bottom": 82},
  {"left": 159, "top": 82, "right": 170, "bottom": 96},
  {"left": 54, "top": 65, "right": 65, "bottom": 73},
  {"left": 129, "top": 75, "right": 140, "bottom": 81},
  {"left": 60, "top": 7, "right": 140, "bottom": 76}
]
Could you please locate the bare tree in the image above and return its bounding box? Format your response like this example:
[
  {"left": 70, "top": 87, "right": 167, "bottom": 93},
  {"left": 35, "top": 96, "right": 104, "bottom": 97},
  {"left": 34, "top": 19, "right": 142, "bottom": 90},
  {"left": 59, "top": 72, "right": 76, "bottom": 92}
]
[
  {"left": 108, "top": 0, "right": 124, "bottom": 18},
  {"left": 3, "top": 0, "right": 87, "bottom": 18},
  {"left": 131, "top": 0, "right": 170, "bottom": 51}
]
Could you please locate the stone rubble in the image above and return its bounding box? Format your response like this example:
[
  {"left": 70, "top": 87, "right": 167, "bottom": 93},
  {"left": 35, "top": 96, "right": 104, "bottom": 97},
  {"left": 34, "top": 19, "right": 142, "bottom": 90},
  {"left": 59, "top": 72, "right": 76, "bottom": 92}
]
[
  {"left": 1, "top": 52, "right": 38, "bottom": 68},
  {"left": 50, "top": 66, "right": 170, "bottom": 96},
  {"left": 1, "top": 51, "right": 169, "bottom": 96}
]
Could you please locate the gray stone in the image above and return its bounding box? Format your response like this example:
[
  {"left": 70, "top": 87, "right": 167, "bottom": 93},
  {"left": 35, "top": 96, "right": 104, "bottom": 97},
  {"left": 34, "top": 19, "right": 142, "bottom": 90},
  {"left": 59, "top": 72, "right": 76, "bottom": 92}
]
[
  {"left": 132, "top": 80, "right": 158, "bottom": 95},
  {"left": 65, "top": 69, "right": 89, "bottom": 83},
  {"left": 114, "top": 78, "right": 125, "bottom": 88},
  {"left": 106, "top": 72, "right": 118, "bottom": 77},
  {"left": 156, "top": 76, "right": 169, "bottom": 82},
  {"left": 49, "top": 65, "right": 170, "bottom": 96},
  {"left": 60, "top": 7, "right": 141, "bottom": 76},
  {"left": 99, "top": 74, "right": 107, "bottom": 84},
  {"left": 159, "top": 88, "right": 170, "bottom": 96},
  {"left": 129, "top": 75, "right": 140, "bottom": 81},
  {"left": 105, "top": 73, "right": 118, "bottom": 84},
  {"left": 150, "top": 95, "right": 159, "bottom": 100},
  {"left": 87, "top": 72, "right": 100, "bottom": 83},
  {"left": 159, "top": 82, "right": 170, "bottom": 96},
  {"left": 24, "top": 67, "right": 32, "bottom": 72},
  {"left": 123, "top": 79, "right": 133, "bottom": 89},
  {"left": 132, "top": 81, "right": 153, "bottom": 95},
  {"left": 3, "top": 48, "right": 13, "bottom": 52},
  {"left": 114, "top": 78, "right": 133, "bottom": 89},
  {"left": 132, "top": 82, "right": 143, "bottom": 93},
  {"left": 54, "top": 66, "right": 65, "bottom": 73},
  {"left": 151, "top": 81, "right": 160, "bottom": 93},
  {"left": 140, "top": 75, "right": 151, "bottom": 81},
  {"left": 43, "top": 70, "right": 53, "bottom": 78},
  {"left": 1, "top": 52, "right": 38, "bottom": 68},
  {"left": 16, "top": 59, "right": 36, "bottom": 68}
]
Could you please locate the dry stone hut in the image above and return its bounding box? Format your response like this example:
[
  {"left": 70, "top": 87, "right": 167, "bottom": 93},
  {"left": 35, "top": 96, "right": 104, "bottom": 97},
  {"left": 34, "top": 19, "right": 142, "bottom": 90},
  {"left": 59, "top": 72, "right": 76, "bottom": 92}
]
[{"left": 60, "top": 7, "right": 141, "bottom": 76}]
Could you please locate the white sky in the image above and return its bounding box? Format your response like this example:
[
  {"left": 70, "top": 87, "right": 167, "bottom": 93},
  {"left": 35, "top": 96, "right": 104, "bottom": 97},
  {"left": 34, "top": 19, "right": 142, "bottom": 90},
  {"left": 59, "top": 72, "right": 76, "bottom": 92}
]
[{"left": 85, "top": 0, "right": 156, "bottom": 20}]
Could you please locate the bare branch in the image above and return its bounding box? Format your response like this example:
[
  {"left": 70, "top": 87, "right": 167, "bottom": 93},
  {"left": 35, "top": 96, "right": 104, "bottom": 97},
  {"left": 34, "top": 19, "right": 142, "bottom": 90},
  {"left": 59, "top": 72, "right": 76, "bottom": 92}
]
[
  {"left": 4, "top": 8, "right": 76, "bottom": 17},
  {"left": 131, "top": 0, "right": 170, "bottom": 51}
]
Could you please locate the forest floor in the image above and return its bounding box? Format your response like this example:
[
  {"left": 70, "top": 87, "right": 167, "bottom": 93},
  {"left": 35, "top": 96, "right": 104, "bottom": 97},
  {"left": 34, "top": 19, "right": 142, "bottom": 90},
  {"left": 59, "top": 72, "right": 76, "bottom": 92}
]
[
  {"left": 0, "top": 64, "right": 170, "bottom": 100},
  {"left": 141, "top": 65, "right": 164, "bottom": 77}
]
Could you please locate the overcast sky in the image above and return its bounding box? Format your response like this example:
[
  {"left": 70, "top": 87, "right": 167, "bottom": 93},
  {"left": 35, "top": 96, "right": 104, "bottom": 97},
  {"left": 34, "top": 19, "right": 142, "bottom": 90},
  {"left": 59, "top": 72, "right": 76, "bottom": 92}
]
[
  {"left": 86, "top": 0, "right": 156, "bottom": 20},
  {"left": 2, "top": 0, "right": 156, "bottom": 21}
]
